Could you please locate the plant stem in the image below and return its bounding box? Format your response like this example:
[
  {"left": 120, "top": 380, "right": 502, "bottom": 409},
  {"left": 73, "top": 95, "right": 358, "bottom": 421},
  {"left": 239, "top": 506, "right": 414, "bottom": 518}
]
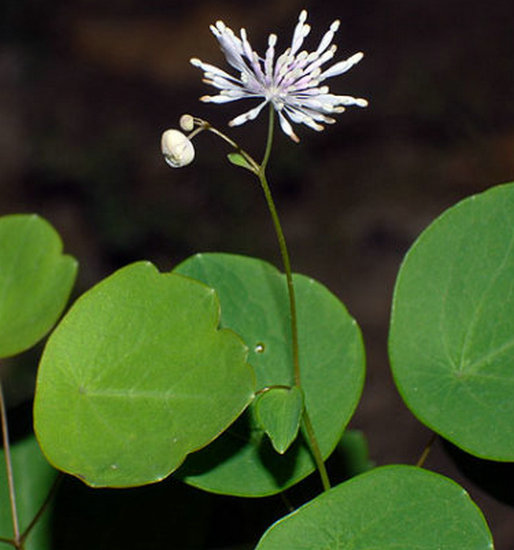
[
  {"left": 279, "top": 491, "right": 295, "bottom": 513},
  {"left": 257, "top": 106, "right": 331, "bottom": 492},
  {"left": 0, "top": 379, "right": 21, "bottom": 547},
  {"left": 301, "top": 410, "right": 331, "bottom": 491},
  {"left": 195, "top": 120, "right": 260, "bottom": 173},
  {"left": 260, "top": 104, "right": 275, "bottom": 172},
  {"left": 20, "top": 473, "right": 62, "bottom": 545},
  {"left": 416, "top": 432, "right": 438, "bottom": 468},
  {"left": 197, "top": 110, "right": 331, "bottom": 491},
  {"left": 257, "top": 174, "right": 300, "bottom": 386}
]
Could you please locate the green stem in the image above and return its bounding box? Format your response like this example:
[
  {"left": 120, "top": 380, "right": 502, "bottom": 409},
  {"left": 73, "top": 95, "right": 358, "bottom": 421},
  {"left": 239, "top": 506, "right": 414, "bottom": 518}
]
[
  {"left": 0, "top": 379, "right": 21, "bottom": 547},
  {"left": 194, "top": 110, "right": 331, "bottom": 491},
  {"left": 260, "top": 104, "right": 275, "bottom": 172},
  {"left": 19, "top": 473, "right": 62, "bottom": 545},
  {"left": 257, "top": 174, "right": 300, "bottom": 386},
  {"left": 301, "top": 411, "right": 331, "bottom": 491},
  {"left": 279, "top": 491, "right": 295, "bottom": 513},
  {"left": 257, "top": 106, "right": 331, "bottom": 492},
  {"left": 255, "top": 384, "right": 294, "bottom": 396},
  {"left": 193, "top": 120, "right": 260, "bottom": 174},
  {"left": 416, "top": 432, "right": 438, "bottom": 468}
]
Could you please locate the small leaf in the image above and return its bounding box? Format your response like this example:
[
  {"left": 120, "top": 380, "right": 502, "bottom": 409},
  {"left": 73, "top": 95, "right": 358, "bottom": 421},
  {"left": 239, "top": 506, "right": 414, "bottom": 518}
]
[
  {"left": 0, "top": 435, "right": 57, "bottom": 550},
  {"left": 34, "top": 261, "right": 255, "bottom": 487},
  {"left": 390, "top": 182, "right": 514, "bottom": 460},
  {"left": 0, "top": 214, "right": 77, "bottom": 358},
  {"left": 227, "top": 152, "right": 255, "bottom": 172},
  {"left": 256, "top": 465, "right": 494, "bottom": 550},
  {"left": 174, "top": 253, "right": 365, "bottom": 496},
  {"left": 255, "top": 386, "right": 304, "bottom": 454}
]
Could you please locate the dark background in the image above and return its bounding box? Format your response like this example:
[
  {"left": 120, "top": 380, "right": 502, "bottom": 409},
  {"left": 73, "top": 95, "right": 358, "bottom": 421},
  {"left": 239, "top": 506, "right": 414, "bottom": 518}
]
[{"left": 1, "top": 0, "right": 513, "bottom": 548}]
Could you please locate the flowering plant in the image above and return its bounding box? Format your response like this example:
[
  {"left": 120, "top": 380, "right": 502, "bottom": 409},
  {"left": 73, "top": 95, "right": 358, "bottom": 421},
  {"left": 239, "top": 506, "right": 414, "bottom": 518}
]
[
  {"left": 0, "top": 9, "right": 511, "bottom": 550},
  {"left": 191, "top": 10, "right": 367, "bottom": 142}
]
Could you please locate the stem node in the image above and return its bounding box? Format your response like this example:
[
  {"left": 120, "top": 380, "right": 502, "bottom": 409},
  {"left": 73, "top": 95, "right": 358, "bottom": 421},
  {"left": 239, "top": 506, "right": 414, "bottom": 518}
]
[{"left": 257, "top": 106, "right": 331, "bottom": 492}]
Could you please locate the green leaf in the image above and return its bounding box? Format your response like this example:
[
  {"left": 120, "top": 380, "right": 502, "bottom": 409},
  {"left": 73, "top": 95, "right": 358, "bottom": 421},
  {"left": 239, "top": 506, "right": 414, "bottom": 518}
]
[
  {"left": 227, "top": 152, "right": 255, "bottom": 172},
  {"left": 337, "top": 430, "right": 374, "bottom": 477},
  {"left": 34, "top": 261, "right": 255, "bottom": 487},
  {"left": 0, "top": 214, "right": 77, "bottom": 358},
  {"left": 0, "top": 435, "right": 57, "bottom": 550},
  {"left": 255, "top": 386, "right": 304, "bottom": 454},
  {"left": 256, "top": 465, "right": 494, "bottom": 550},
  {"left": 389, "top": 182, "right": 514, "bottom": 460},
  {"left": 174, "top": 253, "right": 365, "bottom": 496}
]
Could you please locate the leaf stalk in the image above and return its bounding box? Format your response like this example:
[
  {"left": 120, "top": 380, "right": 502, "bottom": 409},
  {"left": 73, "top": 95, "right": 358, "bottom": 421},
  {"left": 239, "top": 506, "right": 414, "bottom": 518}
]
[{"left": 0, "top": 378, "right": 21, "bottom": 548}]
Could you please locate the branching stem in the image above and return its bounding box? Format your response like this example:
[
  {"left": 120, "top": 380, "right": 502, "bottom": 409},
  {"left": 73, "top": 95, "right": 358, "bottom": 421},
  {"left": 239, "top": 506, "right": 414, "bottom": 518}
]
[
  {"left": 189, "top": 119, "right": 260, "bottom": 173},
  {"left": 257, "top": 106, "right": 331, "bottom": 492},
  {"left": 19, "top": 473, "right": 62, "bottom": 545},
  {"left": 192, "top": 110, "right": 331, "bottom": 491}
]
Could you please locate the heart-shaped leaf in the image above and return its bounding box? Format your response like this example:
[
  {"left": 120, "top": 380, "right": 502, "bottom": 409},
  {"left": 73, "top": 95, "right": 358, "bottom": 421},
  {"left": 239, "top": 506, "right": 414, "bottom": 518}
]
[
  {"left": 34, "top": 261, "right": 255, "bottom": 487},
  {"left": 256, "top": 465, "right": 493, "bottom": 549},
  {"left": 0, "top": 214, "right": 77, "bottom": 358},
  {"left": 174, "top": 253, "right": 365, "bottom": 496},
  {"left": 255, "top": 386, "right": 304, "bottom": 454},
  {"left": 390, "top": 182, "right": 514, "bottom": 460}
]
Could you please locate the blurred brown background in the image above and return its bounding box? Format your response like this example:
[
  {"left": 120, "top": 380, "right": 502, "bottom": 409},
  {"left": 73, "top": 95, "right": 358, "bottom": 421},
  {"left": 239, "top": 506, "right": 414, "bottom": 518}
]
[{"left": 1, "top": 0, "right": 513, "bottom": 548}]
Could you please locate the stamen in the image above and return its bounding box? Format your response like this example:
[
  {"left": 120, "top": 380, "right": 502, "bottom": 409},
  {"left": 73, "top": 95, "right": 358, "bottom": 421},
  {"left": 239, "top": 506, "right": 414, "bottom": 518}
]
[{"left": 189, "top": 10, "right": 367, "bottom": 142}]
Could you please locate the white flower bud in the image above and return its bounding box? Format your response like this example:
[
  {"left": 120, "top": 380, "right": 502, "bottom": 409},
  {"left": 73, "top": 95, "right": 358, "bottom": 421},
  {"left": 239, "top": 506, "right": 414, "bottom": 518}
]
[
  {"left": 161, "top": 129, "right": 195, "bottom": 168},
  {"left": 179, "top": 114, "right": 195, "bottom": 132}
]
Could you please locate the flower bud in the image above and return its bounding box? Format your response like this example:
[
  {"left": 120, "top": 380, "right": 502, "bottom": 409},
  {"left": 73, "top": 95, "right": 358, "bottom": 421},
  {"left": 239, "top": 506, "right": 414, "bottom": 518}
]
[
  {"left": 179, "top": 114, "right": 195, "bottom": 132},
  {"left": 161, "top": 129, "right": 195, "bottom": 168}
]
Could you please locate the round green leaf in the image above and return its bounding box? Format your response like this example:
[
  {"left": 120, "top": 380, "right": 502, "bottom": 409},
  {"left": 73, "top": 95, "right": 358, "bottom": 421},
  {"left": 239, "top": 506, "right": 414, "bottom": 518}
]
[
  {"left": 174, "top": 253, "right": 365, "bottom": 496},
  {"left": 256, "top": 465, "right": 494, "bottom": 550},
  {"left": 389, "top": 182, "right": 514, "bottom": 460},
  {"left": 34, "top": 261, "right": 255, "bottom": 487},
  {"left": 0, "top": 435, "right": 57, "bottom": 550},
  {"left": 0, "top": 214, "right": 77, "bottom": 358},
  {"left": 255, "top": 386, "right": 304, "bottom": 455}
]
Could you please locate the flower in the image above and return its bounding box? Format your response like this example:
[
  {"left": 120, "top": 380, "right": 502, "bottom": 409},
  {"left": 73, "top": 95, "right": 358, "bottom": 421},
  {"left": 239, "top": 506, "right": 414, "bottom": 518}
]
[
  {"left": 191, "top": 10, "right": 367, "bottom": 142},
  {"left": 161, "top": 129, "right": 195, "bottom": 167}
]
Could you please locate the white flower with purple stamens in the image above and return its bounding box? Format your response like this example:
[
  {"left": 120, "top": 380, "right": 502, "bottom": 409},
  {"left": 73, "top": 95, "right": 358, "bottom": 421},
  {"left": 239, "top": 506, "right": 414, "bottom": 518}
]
[{"left": 190, "top": 10, "right": 368, "bottom": 142}]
